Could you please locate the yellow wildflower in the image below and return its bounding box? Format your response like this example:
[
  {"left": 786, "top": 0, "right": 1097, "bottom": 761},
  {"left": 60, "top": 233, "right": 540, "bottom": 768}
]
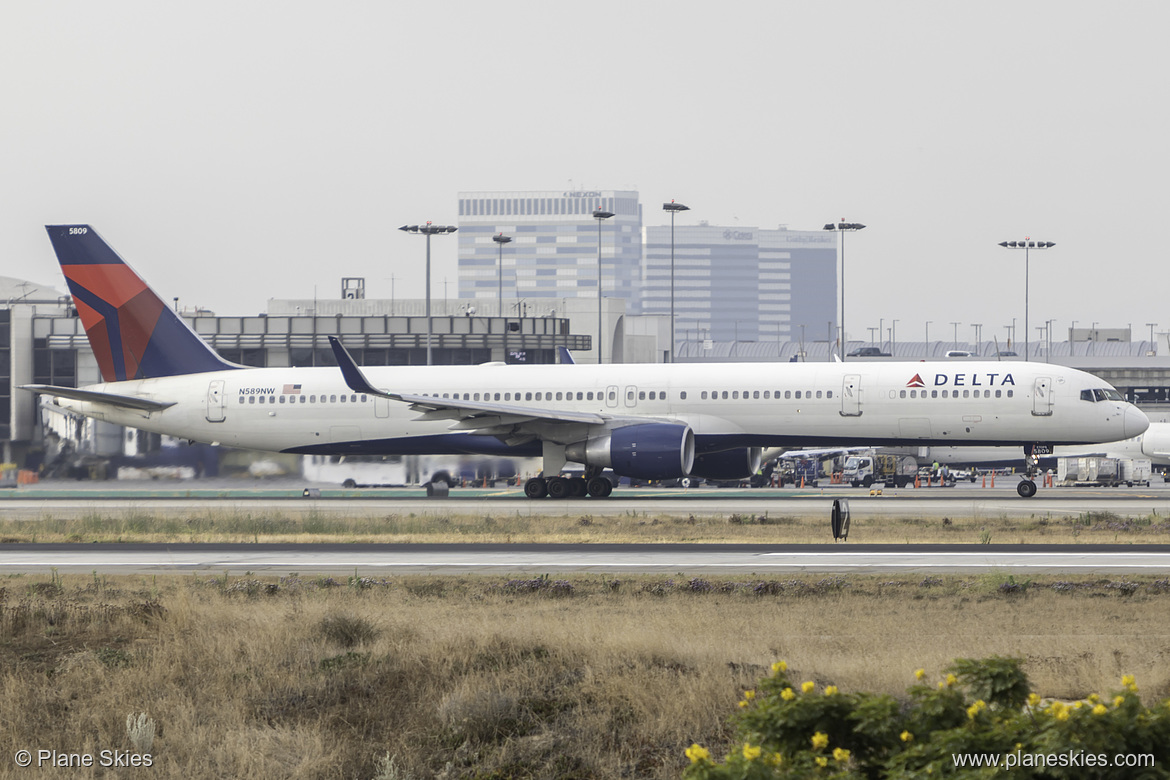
[
  {"left": 967, "top": 700, "right": 986, "bottom": 719},
  {"left": 1121, "top": 674, "right": 1136, "bottom": 688},
  {"left": 802, "top": 681, "right": 815, "bottom": 693},
  {"left": 824, "top": 685, "right": 839, "bottom": 696},
  {"left": 833, "top": 747, "right": 851, "bottom": 763},
  {"left": 1114, "top": 695, "right": 1126, "bottom": 708},
  {"left": 811, "top": 732, "right": 829, "bottom": 750},
  {"left": 743, "top": 689, "right": 755, "bottom": 700},
  {"left": 945, "top": 673, "right": 958, "bottom": 687},
  {"left": 780, "top": 687, "right": 796, "bottom": 701},
  {"left": 743, "top": 744, "right": 762, "bottom": 761},
  {"left": 915, "top": 668, "right": 926, "bottom": 681},
  {"left": 1027, "top": 693, "right": 1041, "bottom": 707},
  {"left": 815, "top": 757, "right": 829, "bottom": 768},
  {"left": 738, "top": 700, "right": 748, "bottom": 708},
  {"left": 937, "top": 681, "right": 946, "bottom": 690},
  {"left": 772, "top": 660, "right": 788, "bottom": 674},
  {"left": 1087, "top": 693, "right": 1100, "bottom": 704},
  {"left": 766, "top": 752, "right": 783, "bottom": 767},
  {"left": 1072, "top": 701, "right": 1084, "bottom": 710},
  {"left": 1093, "top": 704, "right": 1108, "bottom": 715},
  {"left": 1056, "top": 709, "right": 1070, "bottom": 721},
  {"left": 685, "top": 744, "right": 710, "bottom": 763},
  {"left": 900, "top": 731, "right": 914, "bottom": 743}
]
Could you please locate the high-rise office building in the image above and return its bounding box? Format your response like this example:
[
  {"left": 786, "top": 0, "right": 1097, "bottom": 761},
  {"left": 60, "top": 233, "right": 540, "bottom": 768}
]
[
  {"left": 642, "top": 224, "right": 837, "bottom": 347},
  {"left": 456, "top": 190, "right": 643, "bottom": 312}
]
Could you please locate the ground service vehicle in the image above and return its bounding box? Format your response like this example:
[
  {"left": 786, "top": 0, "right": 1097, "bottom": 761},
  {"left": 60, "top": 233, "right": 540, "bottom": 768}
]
[{"left": 843, "top": 451, "right": 918, "bottom": 487}]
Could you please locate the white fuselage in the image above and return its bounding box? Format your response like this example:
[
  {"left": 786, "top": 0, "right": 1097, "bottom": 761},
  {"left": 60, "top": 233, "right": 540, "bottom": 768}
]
[{"left": 43, "top": 360, "right": 1148, "bottom": 461}]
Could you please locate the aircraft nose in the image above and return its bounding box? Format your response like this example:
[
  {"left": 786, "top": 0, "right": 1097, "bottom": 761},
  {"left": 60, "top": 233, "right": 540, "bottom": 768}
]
[{"left": 1124, "top": 405, "right": 1150, "bottom": 438}]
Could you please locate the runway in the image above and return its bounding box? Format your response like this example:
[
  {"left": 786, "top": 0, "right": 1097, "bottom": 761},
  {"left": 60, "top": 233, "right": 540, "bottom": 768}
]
[
  {"left": 3, "top": 542, "right": 1169, "bottom": 575},
  {"left": 5, "top": 482, "right": 1170, "bottom": 520}
]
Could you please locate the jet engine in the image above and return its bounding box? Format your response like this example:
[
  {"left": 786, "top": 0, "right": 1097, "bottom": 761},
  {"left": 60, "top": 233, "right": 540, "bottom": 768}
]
[
  {"left": 688, "top": 447, "right": 763, "bottom": 481},
  {"left": 565, "top": 423, "right": 695, "bottom": 480}
]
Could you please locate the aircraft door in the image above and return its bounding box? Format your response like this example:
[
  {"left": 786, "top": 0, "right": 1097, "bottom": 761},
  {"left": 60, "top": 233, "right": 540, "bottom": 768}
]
[
  {"left": 606, "top": 385, "right": 618, "bottom": 408},
  {"left": 206, "top": 380, "right": 226, "bottom": 423},
  {"left": 840, "top": 374, "right": 862, "bottom": 416},
  {"left": 1032, "top": 376, "right": 1053, "bottom": 416},
  {"left": 374, "top": 396, "right": 389, "bottom": 418},
  {"left": 624, "top": 386, "right": 638, "bottom": 408}
]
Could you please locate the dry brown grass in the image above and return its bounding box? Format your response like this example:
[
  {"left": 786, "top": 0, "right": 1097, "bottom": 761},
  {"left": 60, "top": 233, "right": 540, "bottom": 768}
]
[
  {"left": 1, "top": 572, "right": 1169, "bottom": 779},
  {"left": 3, "top": 503, "right": 1170, "bottom": 544}
]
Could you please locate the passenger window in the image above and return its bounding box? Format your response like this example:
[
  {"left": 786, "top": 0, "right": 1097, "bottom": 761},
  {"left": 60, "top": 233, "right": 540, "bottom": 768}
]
[
  {"left": 627, "top": 390, "right": 635, "bottom": 401},
  {"left": 495, "top": 393, "right": 501, "bottom": 401},
  {"left": 722, "top": 391, "right": 729, "bottom": 400},
  {"left": 300, "top": 395, "right": 307, "bottom": 403},
  {"left": 963, "top": 390, "right": 969, "bottom": 398},
  {"left": 1007, "top": 390, "right": 1014, "bottom": 398},
  {"left": 340, "top": 395, "right": 347, "bottom": 403},
  {"left": 785, "top": 391, "right": 791, "bottom": 399},
  {"left": 608, "top": 390, "right": 616, "bottom": 401},
  {"left": 753, "top": 391, "right": 760, "bottom": 399},
  {"left": 932, "top": 391, "right": 939, "bottom": 398},
  {"left": 899, "top": 390, "right": 906, "bottom": 399},
  {"left": 701, "top": 391, "right": 708, "bottom": 400},
  {"left": 910, "top": 390, "right": 916, "bottom": 399},
  {"left": 587, "top": 392, "right": 594, "bottom": 401},
  {"left": 239, "top": 397, "right": 245, "bottom": 404},
  {"left": 330, "top": 395, "right": 337, "bottom": 403},
  {"left": 504, "top": 393, "right": 511, "bottom": 401},
  {"left": 249, "top": 396, "right": 255, "bottom": 404},
  {"left": 816, "top": 391, "right": 823, "bottom": 399},
  {"left": 310, "top": 395, "right": 316, "bottom": 403},
  {"left": 680, "top": 391, "right": 686, "bottom": 400},
  {"left": 732, "top": 391, "right": 739, "bottom": 400},
  {"left": 536, "top": 392, "right": 543, "bottom": 401},
  {"left": 827, "top": 391, "right": 833, "bottom": 399},
  {"left": 638, "top": 391, "right": 645, "bottom": 400},
  {"left": 763, "top": 391, "right": 770, "bottom": 399},
  {"left": 795, "top": 391, "right": 801, "bottom": 399},
  {"left": 352, "top": 395, "right": 358, "bottom": 402}
]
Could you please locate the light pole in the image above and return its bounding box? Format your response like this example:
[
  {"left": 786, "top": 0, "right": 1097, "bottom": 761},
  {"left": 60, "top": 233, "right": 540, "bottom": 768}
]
[
  {"left": 1148, "top": 322, "right": 1158, "bottom": 354},
  {"left": 925, "top": 321, "right": 931, "bottom": 357},
  {"left": 950, "top": 322, "right": 960, "bottom": 353},
  {"left": 972, "top": 323, "right": 982, "bottom": 353},
  {"left": 867, "top": 326, "right": 878, "bottom": 346},
  {"left": 399, "top": 222, "right": 458, "bottom": 365},
  {"left": 1047, "top": 318, "right": 1056, "bottom": 362},
  {"left": 823, "top": 220, "right": 866, "bottom": 360},
  {"left": 593, "top": 208, "right": 615, "bottom": 364},
  {"left": 663, "top": 200, "right": 690, "bottom": 363},
  {"left": 890, "top": 319, "right": 899, "bottom": 357},
  {"left": 998, "top": 239, "right": 1055, "bottom": 360},
  {"left": 492, "top": 233, "right": 511, "bottom": 316}
]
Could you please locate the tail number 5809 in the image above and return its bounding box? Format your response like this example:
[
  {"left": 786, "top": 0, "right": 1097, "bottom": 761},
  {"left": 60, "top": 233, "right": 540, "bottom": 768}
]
[{"left": 69, "top": 227, "right": 88, "bottom": 235}]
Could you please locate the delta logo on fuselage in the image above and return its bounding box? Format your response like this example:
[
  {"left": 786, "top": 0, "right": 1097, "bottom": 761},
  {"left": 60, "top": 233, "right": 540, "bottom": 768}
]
[{"left": 906, "top": 372, "right": 1015, "bottom": 388}]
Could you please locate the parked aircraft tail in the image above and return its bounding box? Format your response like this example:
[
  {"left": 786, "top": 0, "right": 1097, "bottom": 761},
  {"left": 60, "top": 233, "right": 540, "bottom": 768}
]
[{"left": 45, "top": 225, "right": 238, "bottom": 381}]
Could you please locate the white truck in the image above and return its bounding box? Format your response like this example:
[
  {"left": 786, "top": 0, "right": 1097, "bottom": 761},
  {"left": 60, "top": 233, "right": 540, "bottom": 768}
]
[{"left": 843, "top": 451, "right": 918, "bottom": 488}]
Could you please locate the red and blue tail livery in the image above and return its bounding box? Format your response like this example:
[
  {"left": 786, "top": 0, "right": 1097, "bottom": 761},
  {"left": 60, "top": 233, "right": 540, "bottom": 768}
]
[{"left": 45, "top": 225, "right": 237, "bottom": 382}]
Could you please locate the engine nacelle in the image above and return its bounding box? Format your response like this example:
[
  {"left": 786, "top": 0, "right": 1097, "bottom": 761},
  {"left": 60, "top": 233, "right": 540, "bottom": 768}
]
[
  {"left": 565, "top": 423, "right": 695, "bottom": 480},
  {"left": 689, "top": 447, "right": 763, "bottom": 481}
]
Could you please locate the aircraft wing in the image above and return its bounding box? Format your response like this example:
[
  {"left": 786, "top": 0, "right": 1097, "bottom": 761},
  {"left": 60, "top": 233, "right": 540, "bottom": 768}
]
[
  {"left": 21, "top": 384, "right": 176, "bottom": 413},
  {"left": 329, "top": 337, "right": 647, "bottom": 442}
]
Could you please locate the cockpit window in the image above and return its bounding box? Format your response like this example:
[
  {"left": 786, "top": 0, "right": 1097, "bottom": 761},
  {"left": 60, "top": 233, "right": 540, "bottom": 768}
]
[{"left": 1082, "top": 388, "right": 1124, "bottom": 402}]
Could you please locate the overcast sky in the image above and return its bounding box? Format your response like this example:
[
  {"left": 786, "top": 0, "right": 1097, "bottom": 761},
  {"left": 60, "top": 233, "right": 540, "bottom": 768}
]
[{"left": 3, "top": 2, "right": 1167, "bottom": 347}]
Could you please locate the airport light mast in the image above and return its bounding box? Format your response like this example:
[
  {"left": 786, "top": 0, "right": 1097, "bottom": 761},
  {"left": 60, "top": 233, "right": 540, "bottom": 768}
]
[
  {"left": 998, "top": 239, "right": 1055, "bottom": 361},
  {"left": 823, "top": 221, "right": 866, "bottom": 360},
  {"left": 663, "top": 200, "right": 690, "bottom": 363},
  {"left": 492, "top": 233, "right": 512, "bottom": 316},
  {"left": 593, "top": 208, "right": 615, "bottom": 364},
  {"left": 399, "top": 222, "right": 458, "bottom": 365}
]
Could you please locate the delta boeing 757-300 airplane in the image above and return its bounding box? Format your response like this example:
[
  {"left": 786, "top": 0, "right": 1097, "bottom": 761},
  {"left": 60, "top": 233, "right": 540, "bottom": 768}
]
[{"left": 23, "top": 225, "right": 1149, "bottom": 499}]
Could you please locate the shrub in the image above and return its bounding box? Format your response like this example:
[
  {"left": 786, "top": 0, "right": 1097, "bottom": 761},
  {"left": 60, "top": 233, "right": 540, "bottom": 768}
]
[
  {"left": 682, "top": 657, "right": 1170, "bottom": 778},
  {"left": 317, "top": 613, "right": 380, "bottom": 648}
]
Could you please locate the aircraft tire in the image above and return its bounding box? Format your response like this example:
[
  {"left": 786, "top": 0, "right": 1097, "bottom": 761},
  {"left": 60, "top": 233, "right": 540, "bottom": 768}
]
[
  {"left": 546, "top": 477, "right": 569, "bottom": 499},
  {"left": 524, "top": 477, "right": 548, "bottom": 499},
  {"left": 568, "top": 478, "right": 589, "bottom": 497},
  {"left": 342, "top": 479, "right": 357, "bottom": 489},
  {"left": 1017, "top": 480, "right": 1037, "bottom": 498},
  {"left": 587, "top": 477, "right": 613, "bottom": 498}
]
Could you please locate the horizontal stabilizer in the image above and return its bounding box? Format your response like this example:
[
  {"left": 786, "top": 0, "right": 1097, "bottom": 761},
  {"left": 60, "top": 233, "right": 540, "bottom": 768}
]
[{"left": 21, "top": 384, "right": 176, "bottom": 412}]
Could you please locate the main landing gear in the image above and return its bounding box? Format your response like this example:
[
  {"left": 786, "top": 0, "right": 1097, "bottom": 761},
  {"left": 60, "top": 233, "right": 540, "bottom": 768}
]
[{"left": 524, "top": 468, "right": 613, "bottom": 499}]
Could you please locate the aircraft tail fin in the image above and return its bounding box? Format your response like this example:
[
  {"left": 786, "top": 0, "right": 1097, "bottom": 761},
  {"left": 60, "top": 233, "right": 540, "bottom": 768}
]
[{"left": 45, "top": 225, "right": 238, "bottom": 382}]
